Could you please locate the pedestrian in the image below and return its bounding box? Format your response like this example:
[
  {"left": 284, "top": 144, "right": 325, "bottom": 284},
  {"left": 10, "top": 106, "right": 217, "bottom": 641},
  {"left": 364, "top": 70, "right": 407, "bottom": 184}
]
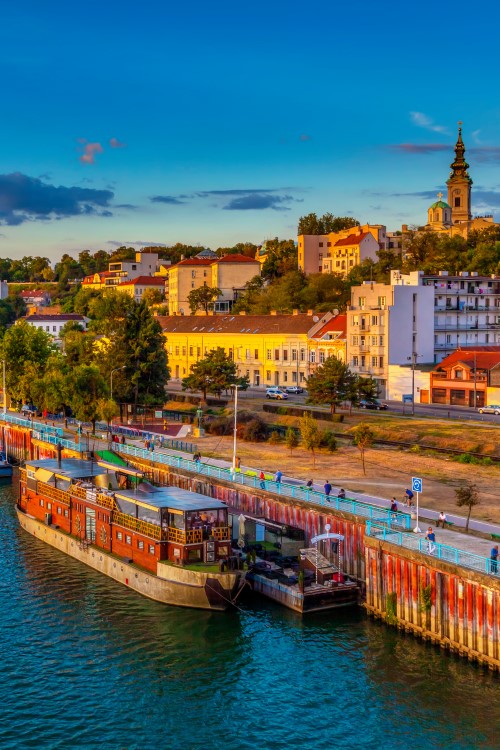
[
  {"left": 306, "top": 479, "right": 313, "bottom": 489},
  {"left": 390, "top": 498, "right": 398, "bottom": 513},
  {"left": 259, "top": 470, "right": 266, "bottom": 490},
  {"left": 491, "top": 545, "right": 499, "bottom": 574},
  {"left": 275, "top": 470, "right": 282, "bottom": 484},
  {"left": 437, "top": 511, "right": 447, "bottom": 529},
  {"left": 404, "top": 488, "right": 414, "bottom": 506},
  {"left": 324, "top": 480, "right": 332, "bottom": 497},
  {"left": 235, "top": 456, "right": 241, "bottom": 470},
  {"left": 121, "top": 435, "right": 125, "bottom": 445},
  {"left": 425, "top": 526, "right": 436, "bottom": 554},
  {"left": 338, "top": 488, "right": 346, "bottom": 499}
]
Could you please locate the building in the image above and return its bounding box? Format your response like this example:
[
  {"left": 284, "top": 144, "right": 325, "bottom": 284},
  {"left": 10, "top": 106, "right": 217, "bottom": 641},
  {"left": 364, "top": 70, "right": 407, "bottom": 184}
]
[
  {"left": 308, "top": 314, "right": 347, "bottom": 365},
  {"left": 391, "top": 270, "right": 500, "bottom": 361},
  {"left": 423, "top": 125, "right": 498, "bottom": 238},
  {"left": 19, "top": 289, "right": 51, "bottom": 306},
  {"left": 346, "top": 280, "right": 435, "bottom": 399},
  {"left": 117, "top": 276, "right": 166, "bottom": 302},
  {"left": 82, "top": 251, "right": 160, "bottom": 290},
  {"left": 23, "top": 313, "right": 89, "bottom": 340},
  {"left": 158, "top": 311, "right": 339, "bottom": 386},
  {"left": 165, "top": 252, "right": 260, "bottom": 315},
  {"left": 298, "top": 225, "right": 383, "bottom": 276},
  {"left": 430, "top": 347, "right": 500, "bottom": 407}
]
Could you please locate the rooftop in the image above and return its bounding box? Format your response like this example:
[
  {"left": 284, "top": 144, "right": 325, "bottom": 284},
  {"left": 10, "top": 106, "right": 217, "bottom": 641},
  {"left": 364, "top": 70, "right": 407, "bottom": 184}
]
[
  {"left": 119, "top": 276, "right": 166, "bottom": 286},
  {"left": 158, "top": 312, "right": 332, "bottom": 335},
  {"left": 434, "top": 347, "right": 500, "bottom": 371},
  {"left": 24, "top": 313, "right": 87, "bottom": 322},
  {"left": 334, "top": 232, "right": 371, "bottom": 247},
  {"left": 311, "top": 314, "right": 347, "bottom": 340}
]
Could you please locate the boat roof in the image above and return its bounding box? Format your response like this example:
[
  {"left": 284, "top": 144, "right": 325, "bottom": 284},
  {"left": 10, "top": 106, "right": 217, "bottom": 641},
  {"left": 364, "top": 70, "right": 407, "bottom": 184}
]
[
  {"left": 25, "top": 458, "right": 109, "bottom": 480},
  {"left": 115, "top": 485, "right": 228, "bottom": 512}
]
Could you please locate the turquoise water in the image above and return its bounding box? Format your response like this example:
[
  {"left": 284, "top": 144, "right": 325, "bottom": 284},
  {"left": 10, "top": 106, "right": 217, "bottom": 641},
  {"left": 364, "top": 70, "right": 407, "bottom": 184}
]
[{"left": 1, "top": 476, "right": 499, "bottom": 750}]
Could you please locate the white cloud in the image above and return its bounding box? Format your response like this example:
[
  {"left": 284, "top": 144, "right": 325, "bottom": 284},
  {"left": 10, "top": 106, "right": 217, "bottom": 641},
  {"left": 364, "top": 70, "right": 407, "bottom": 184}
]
[{"left": 410, "top": 112, "right": 449, "bottom": 135}]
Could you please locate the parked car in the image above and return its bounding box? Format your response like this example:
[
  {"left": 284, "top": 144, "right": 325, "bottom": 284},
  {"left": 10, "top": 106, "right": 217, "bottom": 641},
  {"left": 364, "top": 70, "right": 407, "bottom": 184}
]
[
  {"left": 359, "top": 399, "right": 388, "bottom": 410},
  {"left": 478, "top": 404, "right": 500, "bottom": 415},
  {"left": 266, "top": 387, "right": 288, "bottom": 400},
  {"left": 285, "top": 386, "right": 304, "bottom": 394}
]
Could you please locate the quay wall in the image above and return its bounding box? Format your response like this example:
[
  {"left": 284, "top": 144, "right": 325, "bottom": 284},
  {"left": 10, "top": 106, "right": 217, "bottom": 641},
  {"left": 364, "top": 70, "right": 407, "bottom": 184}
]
[{"left": 6, "top": 423, "right": 500, "bottom": 670}]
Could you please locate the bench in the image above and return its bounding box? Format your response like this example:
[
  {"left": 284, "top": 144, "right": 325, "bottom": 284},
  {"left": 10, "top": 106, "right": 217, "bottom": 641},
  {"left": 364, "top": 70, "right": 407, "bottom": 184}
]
[{"left": 491, "top": 534, "right": 500, "bottom": 542}]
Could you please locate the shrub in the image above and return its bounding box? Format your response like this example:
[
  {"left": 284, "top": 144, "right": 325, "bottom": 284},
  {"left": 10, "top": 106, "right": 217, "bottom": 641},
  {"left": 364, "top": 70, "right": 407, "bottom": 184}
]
[
  {"left": 268, "top": 430, "right": 281, "bottom": 445},
  {"left": 455, "top": 453, "right": 480, "bottom": 464},
  {"left": 409, "top": 444, "right": 421, "bottom": 454},
  {"left": 241, "top": 417, "right": 268, "bottom": 442},
  {"left": 320, "top": 430, "right": 337, "bottom": 452},
  {"left": 482, "top": 457, "right": 493, "bottom": 466}
]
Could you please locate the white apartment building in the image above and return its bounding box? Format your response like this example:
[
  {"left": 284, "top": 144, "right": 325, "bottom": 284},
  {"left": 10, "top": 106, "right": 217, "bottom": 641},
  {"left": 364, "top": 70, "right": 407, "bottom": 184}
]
[
  {"left": 107, "top": 251, "right": 160, "bottom": 285},
  {"left": 391, "top": 270, "right": 500, "bottom": 361},
  {"left": 346, "top": 280, "right": 434, "bottom": 399},
  {"left": 23, "top": 313, "right": 89, "bottom": 341}
]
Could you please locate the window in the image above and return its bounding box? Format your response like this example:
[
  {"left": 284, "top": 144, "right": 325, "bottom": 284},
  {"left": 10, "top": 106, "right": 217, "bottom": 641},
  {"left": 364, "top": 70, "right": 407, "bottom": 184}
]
[
  {"left": 125, "top": 535, "right": 132, "bottom": 545},
  {"left": 189, "top": 346, "right": 193, "bottom": 356},
  {"left": 64, "top": 508, "right": 69, "bottom": 518},
  {"left": 137, "top": 540, "right": 144, "bottom": 550},
  {"left": 371, "top": 335, "right": 377, "bottom": 346},
  {"left": 283, "top": 372, "right": 288, "bottom": 382},
  {"left": 117, "top": 531, "right": 123, "bottom": 541},
  {"left": 149, "top": 545, "right": 155, "bottom": 555},
  {"left": 292, "top": 371, "right": 297, "bottom": 382},
  {"left": 53, "top": 326, "right": 56, "bottom": 332},
  {"left": 245, "top": 349, "right": 251, "bottom": 359},
  {"left": 274, "top": 349, "right": 280, "bottom": 360},
  {"left": 352, "top": 335, "right": 359, "bottom": 346},
  {"left": 300, "top": 349, "right": 306, "bottom": 361},
  {"left": 254, "top": 349, "right": 259, "bottom": 359},
  {"left": 266, "top": 349, "right": 272, "bottom": 360},
  {"left": 310, "top": 351, "right": 316, "bottom": 363},
  {"left": 378, "top": 296, "right": 386, "bottom": 307},
  {"left": 292, "top": 349, "right": 297, "bottom": 361},
  {"left": 203, "top": 271, "right": 207, "bottom": 277},
  {"left": 175, "top": 346, "right": 179, "bottom": 356},
  {"left": 266, "top": 370, "right": 271, "bottom": 381},
  {"left": 327, "top": 241, "right": 331, "bottom": 247},
  {"left": 197, "top": 347, "right": 201, "bottom": 357},
  {"left": 361, "top": 355, "right": 365, "bottom": 367},
  {"left": 182, "top": 346, "right": 186, "bottom": 356},
  {"left": 352, "top": 356, "right": 359, "bottom": 367},
  {"left": 371, "top": 315, "right": 378, "bottom": 325},
  {"left": 192, "top": 270, "right": 196, "bottom": 278},
  {"left": 40, "top": 499, "right": 44, "bottom": 507},
  {"left": 57, "top": 506, "right": 61, "bottom": 515},
  {"left": 371, "top": 356, "right": 377, "bottom": 368},
  {"left": 319, "top": 351, "right": 325, "bottom": 364},
  {"left": 454, "top": 368, "right": 463, "bottom": 379},
  {"left": 319, "top": 242, "right": 323, "bottom": 247},
  {"left": 379, "top": 335, "right": 384, "bottom": 346},
  {"left": 454, "top": 197, "right": 460, "bottom": 207},
  {"left": 283, "top": 350, "right": 288, "bottom": 361},
  {"left": 379, "top": 356, "right": 384, "bottom": 368}
]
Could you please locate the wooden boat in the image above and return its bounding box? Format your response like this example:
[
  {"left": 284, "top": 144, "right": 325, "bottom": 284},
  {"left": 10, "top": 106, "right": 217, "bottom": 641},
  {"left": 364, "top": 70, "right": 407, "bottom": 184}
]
[
  {"left": 17, "top": 456, "right": 244, "bottom": 611},
  {"left": 0, "top": 451, "right": 13, "bottom": 479}
]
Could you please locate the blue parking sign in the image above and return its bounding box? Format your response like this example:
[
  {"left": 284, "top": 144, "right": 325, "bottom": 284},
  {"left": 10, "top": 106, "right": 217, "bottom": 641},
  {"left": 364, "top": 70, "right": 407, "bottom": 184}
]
[{"left": 412, "top": 477, "right": 423, "bottom": 493}]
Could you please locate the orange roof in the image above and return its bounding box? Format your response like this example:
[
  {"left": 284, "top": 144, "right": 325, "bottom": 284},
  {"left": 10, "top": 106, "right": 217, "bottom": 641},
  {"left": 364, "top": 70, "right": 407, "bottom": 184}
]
[
  {"left": 334, "top": 232, "right": 370, "bottom": 247},
  {"left": 434, "top": 347, "right": 500, "bottom": 371},
  {"left": 119, "top": 276, "right": 166, "bottom": 286},
  {"left": 158, "top": 312, "right": 332, "bottom": 335},
  {"left": 311, "top": 314, "right": 347, "bottom": 339}
]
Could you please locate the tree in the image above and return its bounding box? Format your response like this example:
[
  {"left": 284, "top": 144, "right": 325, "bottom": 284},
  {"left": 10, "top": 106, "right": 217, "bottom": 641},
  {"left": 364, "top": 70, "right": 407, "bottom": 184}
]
[
  {"left": 98, "top": 398, "right": 120, "bottom": 435},
  {"left": 299, "top": 412, "right": 321, "bottom": 467},
  {"left": 306, "top": 356, "right": 356, "bottom": 413},
  {"left": 30, "top": 354, "right": 70, "bottom": 415},
  {"left": 297, "top": 213, "right": 359, "bottom": 235},
  {"left": 455, "top": 481, "right": 480, "bottom": 533},
  {"left": 260, "top": 239, "right": 297, "bottom": 281},
  {"left": 142, "top": 288, "right": 165, "bottom": 306},
  {"left": 187, "top": 286, "right": 222, "bottom": 314},
  {"left": 352, "top": 422, "right": 374, "bottom": 475},
  {"left": 182, "top": 348, "right": 249, "bottom": 401},
  {"left": 285, "top": 426, "right": 299, "bottom": 455},
  {"left": 65, "top": 364, "right": 108, "bottom": 433},
  {"left": 1, "top": 321, "right": 56, "bottom": 404}
]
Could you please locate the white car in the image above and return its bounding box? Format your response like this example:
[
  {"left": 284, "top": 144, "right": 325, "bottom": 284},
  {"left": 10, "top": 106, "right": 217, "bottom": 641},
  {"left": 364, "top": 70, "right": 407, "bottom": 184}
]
[
  {"left": 478, "top": 404, "right": 500, "bottom": 415},
  {"left": 266, "top": 387, "right": 288, "bottom": 400}
]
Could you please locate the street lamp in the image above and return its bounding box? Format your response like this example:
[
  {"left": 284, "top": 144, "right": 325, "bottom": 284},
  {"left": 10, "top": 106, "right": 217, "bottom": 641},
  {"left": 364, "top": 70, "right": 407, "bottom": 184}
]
[
  {"left": 110, "top": 366, "right": 126, "bottom": 401},
  {"left": 407, "top": 352, "right": 421, "bottom": 417},
  {"left": 231, "top": 384, "right": 239, "bottom": 476}
]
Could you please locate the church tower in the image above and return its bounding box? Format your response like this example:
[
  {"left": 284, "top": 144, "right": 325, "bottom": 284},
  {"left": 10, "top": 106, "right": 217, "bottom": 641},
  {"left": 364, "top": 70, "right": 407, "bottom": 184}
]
[{"left": 447, "top": 122, "right": 472, "bottom": 224}]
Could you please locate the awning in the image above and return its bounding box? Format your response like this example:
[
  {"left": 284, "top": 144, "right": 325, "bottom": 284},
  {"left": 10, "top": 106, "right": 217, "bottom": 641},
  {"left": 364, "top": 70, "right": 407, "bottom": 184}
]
[
  {"left": 34, "top": 468, "right": 55, "bottom": 483},
  {"left": 97, "top": 460, "right": 144, "bottom": 478}
]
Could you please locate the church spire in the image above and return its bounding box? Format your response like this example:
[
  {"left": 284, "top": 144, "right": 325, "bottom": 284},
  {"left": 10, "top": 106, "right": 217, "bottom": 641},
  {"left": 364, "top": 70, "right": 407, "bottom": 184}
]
[{"left": 449, "top": 121, "right": 471, "bottom": 181}]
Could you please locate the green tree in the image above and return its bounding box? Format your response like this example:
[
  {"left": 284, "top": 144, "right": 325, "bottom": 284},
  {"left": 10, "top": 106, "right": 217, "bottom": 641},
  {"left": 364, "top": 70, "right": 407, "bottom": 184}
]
[
  {"left": 65, "top": 364, "right": 108, "bottom": 433},
  {"left": 306, "top": 356, "right": 355, "bottom": 413},
  {"left": 187, "top": 286, "right": 222, "bottom": 314},
  {"left": 455, "top": 481, "right": 480, "bottom": 533},
  {"left": 297, "top": 213, "right": 359, "bottom": 235},
  {"left": 299, "top": 412, "right": 321, "bottom": 467},
  {"left": 30, "top": 354, "right": 70, "bottom": 415},
  {"left": 285, "top": 426, "right": 299, "bottom": 455},
  {"left": 142, "top": 288, "right": 165, "bottom": 306},
  {"left": 1, "top": 321, "right": 56, "bottom": 404},
  {"left": 182, "top": 348, "right": 249, "bottom": 400},
  {"left": 98, "top": 398, "right": 120, "bottom": 435},
  {"left": 352, "top": 422, "right": 374, "bottom": 475},
  {"left": 261, "top": 238, "right": 297, "bottom": 281}
]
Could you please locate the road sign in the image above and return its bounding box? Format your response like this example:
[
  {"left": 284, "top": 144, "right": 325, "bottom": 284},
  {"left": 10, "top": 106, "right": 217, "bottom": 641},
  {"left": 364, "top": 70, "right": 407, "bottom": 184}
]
[{"left": 412, "top": 477, "right": 423, "bottom": 493}]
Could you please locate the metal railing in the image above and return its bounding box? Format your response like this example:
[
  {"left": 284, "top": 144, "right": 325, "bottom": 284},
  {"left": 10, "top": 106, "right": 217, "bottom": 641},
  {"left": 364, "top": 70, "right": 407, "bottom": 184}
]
[
  {"left": 2, "top": 413, "right": 64, "bottom": 437},
  {"left": 113, "top": 443, "right": 411, "bottom": 529},
  {"left": 365, "top": 521, "right": 497, "bottom": 575}
]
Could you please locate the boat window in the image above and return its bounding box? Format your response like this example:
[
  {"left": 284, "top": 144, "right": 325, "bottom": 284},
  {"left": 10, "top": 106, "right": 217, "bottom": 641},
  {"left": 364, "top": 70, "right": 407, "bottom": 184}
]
[
  {"left": 137, "top": 506, "right": 160, "bottom": 526},
  {"left": 168, "top": 512, "right": 185, "bottom": 530}
]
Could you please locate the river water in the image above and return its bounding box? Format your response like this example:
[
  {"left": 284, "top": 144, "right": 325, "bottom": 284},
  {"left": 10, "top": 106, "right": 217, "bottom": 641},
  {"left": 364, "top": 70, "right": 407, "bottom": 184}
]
[{"left": 1, "top": 477, "right": 499, "bottom": 750}]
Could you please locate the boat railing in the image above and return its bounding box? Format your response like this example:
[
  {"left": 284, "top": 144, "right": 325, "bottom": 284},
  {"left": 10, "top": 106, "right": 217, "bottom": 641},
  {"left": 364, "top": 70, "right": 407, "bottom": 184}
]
[
  {"left": 36, "top": 481, "right": 71, "bottom": 506},
  {"left": 111, "top": 510, "right": 164, "bottom": 541},
  {"left": 365, "top": 521, "right": 497, "bottom": 575},
  {"left": 70, "top": 484, "right": 116, "bottom": 511},
  {"left": 168, "top": 527, "right": 203, "bottom": 545}
]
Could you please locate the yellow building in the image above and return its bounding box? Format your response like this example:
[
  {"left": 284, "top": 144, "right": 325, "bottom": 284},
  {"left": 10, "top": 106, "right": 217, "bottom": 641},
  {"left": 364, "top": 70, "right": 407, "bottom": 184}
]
[
  {"left": 158, "top": 311, "right": 346, "bottom": 387},
  {"left": 298, "top": 225, "right": 382, "bottom": 276},
  {"left": 166, "top": 252, "right": 260, "bottom": 315},
  {"left": 116, "top": 275, "right": 165, "bottom": 302}
]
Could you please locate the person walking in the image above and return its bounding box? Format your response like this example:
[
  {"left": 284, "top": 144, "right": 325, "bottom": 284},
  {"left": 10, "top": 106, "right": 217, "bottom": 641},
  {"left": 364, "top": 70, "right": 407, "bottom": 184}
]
[
  {"left": 425, "top": 527, "right": 436, "bottom": 554},
  {"left": 437, "top": 511, "right": 447, "bottom": 529},
  {"left": 324, "top": 480, "right": 332, "bottom": 497},
  {"left": 275, "top": 470, "right": 282, "bottom": 484},
  {"left": 259, "top": 470, "right": 266, "bottom": 490},
  {"left": 404, "top": 488, "right": 414, "bottom": 506},
  {"left": 491, "top": 545, "right": 499, "bottom": 574}
]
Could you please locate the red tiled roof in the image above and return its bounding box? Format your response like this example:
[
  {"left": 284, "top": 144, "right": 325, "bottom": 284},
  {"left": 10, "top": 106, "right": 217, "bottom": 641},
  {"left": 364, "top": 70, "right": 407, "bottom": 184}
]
[
  {"left": 118, "top": 276, "right": 165, "bottom": 286},
  {"left": 311, "top": 314, "right": 347, "bottom": 339},
  {"left": 20, "top": 289, "right": 49, "bottom": 298},
  {"left": 171, "top": 258, "right": 213, "bottom": 268},
  {"left": 334, "top": 232, "right": 370, "bottom": 247},
  {"left": 434, "top": 347, "right": 500, "bottom": 371},
  {"left": 158, "top": 312, "right": 332, "bottom": 335},
  {"left": 24, "top": 314, "right": 86, "bottom": 322}
]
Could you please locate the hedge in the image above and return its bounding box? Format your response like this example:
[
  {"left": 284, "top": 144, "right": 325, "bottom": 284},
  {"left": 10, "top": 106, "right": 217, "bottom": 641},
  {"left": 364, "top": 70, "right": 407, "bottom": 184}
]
[{"left": 262, "top": 403, "right": 344, "bottom": 422}]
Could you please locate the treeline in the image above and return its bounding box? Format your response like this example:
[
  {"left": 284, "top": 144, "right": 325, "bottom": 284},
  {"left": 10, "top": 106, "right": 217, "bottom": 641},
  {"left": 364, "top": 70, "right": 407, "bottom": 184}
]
[{"left": 0, "top": 291, "right": 169, "bottom": 427}]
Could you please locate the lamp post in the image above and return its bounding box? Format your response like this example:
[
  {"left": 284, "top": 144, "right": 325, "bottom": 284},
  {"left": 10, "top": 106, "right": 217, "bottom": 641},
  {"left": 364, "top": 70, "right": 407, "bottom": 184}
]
[
  {"left": 407, "top": 352, "right": 420, "bottom": 417},
  {"left": 110, "top": 366, "right": 126, "bottom": 401},
  {"left": 231, "top": 384, "right": 239, "bottom": 476}
]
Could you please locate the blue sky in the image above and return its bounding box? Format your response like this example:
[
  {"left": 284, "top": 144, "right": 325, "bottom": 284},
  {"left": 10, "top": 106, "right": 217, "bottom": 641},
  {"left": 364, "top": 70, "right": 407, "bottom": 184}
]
[{"left": 1, "top": 0, "right": 500, "bottom": 261}]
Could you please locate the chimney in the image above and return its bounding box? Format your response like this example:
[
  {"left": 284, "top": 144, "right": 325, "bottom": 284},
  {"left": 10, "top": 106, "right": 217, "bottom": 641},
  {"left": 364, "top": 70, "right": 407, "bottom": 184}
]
[{"left": 270, "top": 310, "right": 277, "bottom": 316}]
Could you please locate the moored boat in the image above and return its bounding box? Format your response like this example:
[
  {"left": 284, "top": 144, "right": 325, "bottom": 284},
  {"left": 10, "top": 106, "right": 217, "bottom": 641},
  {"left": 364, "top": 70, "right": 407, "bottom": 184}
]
[
  {"left": 17, "top": 456, "right": 244, "bottom": 610},
  {"left": 0, "top": 451, "right": 13, "bottom": 479}
]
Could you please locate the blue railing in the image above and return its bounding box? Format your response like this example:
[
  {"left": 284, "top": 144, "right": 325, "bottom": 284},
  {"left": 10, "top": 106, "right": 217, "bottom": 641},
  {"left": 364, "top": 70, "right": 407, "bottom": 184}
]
[
  {"left": 31, "top": 431, "right": 81, "bottom": 451},
  {"left": 113, "top": 443, "right": 411, "bottom": 529},
  {"left": 2, "top": 412, "right": 64, "bottom": 437},
  {"left": 365, "top": 521, "right": 497, "bottom": 575}
]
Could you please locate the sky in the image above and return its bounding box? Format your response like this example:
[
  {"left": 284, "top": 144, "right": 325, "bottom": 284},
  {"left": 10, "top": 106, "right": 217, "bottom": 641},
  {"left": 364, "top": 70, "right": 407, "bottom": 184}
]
[{"left": 1, "top": 0, "right": 500, "bottom": 262}]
